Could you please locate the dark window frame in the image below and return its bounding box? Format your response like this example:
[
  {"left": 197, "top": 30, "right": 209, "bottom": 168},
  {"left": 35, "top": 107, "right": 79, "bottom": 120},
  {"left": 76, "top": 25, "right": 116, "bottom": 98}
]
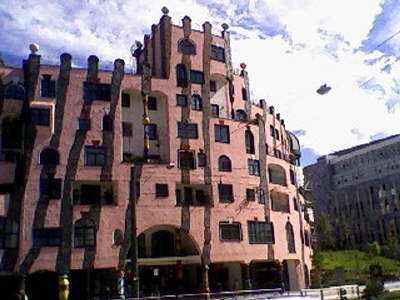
[
  {"left": 211, "top": 45, "right": 225, "bottom": 62},
  {"left": 84, "top": 146, "right": 106, "bottom": 166},
  {"left": 248, "top": 159, "right": 260, "bottom": 176},
  {"left": 178, "top": 150, "right": 196, "bottom": 169},
  {"left": 218, "top": 184, "right": 234, "bottom": 203},
  {"left": 176, "top": 94, "right": 188, "bottom": 106},
  {"left": 121, "top": 93, "right": 131, "bottom": 107},
  {"left": 219, "top": 222, "right": 242, "bottom": 241},
  {"left": 40, "top": 177, "right": 62, "bottom": 199},
  {"left": 31, "top": 107, "right": 51, "bottom": 126},
  {"left": 74, "top": 218, "right": 96, "bottom": 248},
  {"left": 191, "top": 94, "right": 203, "bottom": 111},
  {"left": 148, "top": 96, "right": 157, "bottom": 110},
  {"left": 210, "top": 80, "right": 217, "bottom": 92},
  {"left": 147, "top": 123, "right": 158, "bottom": 140},
  {"left": 211, "top": 104, "right": 220, "bottom": 117},
  {"left": 177, "top": 122, "right": 198, "bottom": 139},
  {"left": 176, "top": 64, "right": 188, "bottom": 87},
  {"left": 78, "top": 118, "right": 91, "bottom": 131},
  {"left": 33, "top": 227, "right": 62, "bottom": 247},
  {"left": 246, "top": 188, "right": 255, "bottom": 201},
  {"left": 215, "top": 124, "right": 230, "bottom": 143},
  {"left": 83, "top": 82, "right": 111, "bottom": 101},
  {"left": 40, "top": 75, "right": 56, "bottom": 98},
  {"left": 245, "top": 130, "right": 255, "bottom": 154},
  {"left": 190, "top": 70, "right": 205, "bottom": 84},
  {"left": 218, "top": 155, "right": 232, "bottom": 172},
  {"left": 0, "top": 217, "right": 18, "bottom": 249},
  {"left": 156, "top": 184, "right": 169, "bottom": 198},
  {"left": 178, "top": 39, "right": 196, "bottom": 55},
  {"left": 248, "top": 221, "right": 274, "bottom": 244},
  {"left": 122, "top": 122, "right": 133, "bottom": 137}
]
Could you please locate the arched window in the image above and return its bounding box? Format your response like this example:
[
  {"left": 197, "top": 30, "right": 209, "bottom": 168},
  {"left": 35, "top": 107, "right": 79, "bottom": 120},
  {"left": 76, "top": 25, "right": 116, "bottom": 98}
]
[
  {"left": 178, "top": 39, "right": 196, "bottom": 55},
  {"left": 191, "top": 94, "right": 202, "bottom": 111},
  {"left": 0, "top": 217, "right": 18, "bottom": 249},
  {"left": 245, "top": 130, "right": 255, "bottom": 154},
  {"left": 74, "top": 218, "right": 95, "bottom": 248},
  {"left": 176, "top": 64, "right": 188, "bottom": 87},
  {"left": 286, "top": 222, "right": 296, "bottom": 253},
  {"left": 4, "top": 82, "right": 25, "bottom": 100},
  {"left": 39, "top": 148, "right": 60, "bottom": 165},
  {"left": 268, "top": 164, "right": 287, "bottom": 185},
  {"left": 218, "top": 155, "right": 232, "bottom": 172},
  {"left": 152, "top": 230, "right": 174, "bottom": 257},
  {"left": 235, "top": 109, "right": 247, "bottom": 121}
]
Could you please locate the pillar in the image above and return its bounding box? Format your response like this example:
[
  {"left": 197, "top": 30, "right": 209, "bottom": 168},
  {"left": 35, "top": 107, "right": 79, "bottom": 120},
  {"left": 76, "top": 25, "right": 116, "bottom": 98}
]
[{"left": 59, "top": 274, "right": 70, "bottom": 300}]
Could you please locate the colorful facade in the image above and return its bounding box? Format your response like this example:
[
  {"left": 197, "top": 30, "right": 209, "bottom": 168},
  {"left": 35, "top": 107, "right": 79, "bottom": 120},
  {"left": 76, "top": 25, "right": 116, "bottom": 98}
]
[{"left": 0, "top": 9, "right": 312, "bottom": 300}]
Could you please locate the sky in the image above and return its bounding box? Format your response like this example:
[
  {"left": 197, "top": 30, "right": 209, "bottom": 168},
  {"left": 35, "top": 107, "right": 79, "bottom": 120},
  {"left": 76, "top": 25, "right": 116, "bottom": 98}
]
[{"left": 1, "top": 0, "right": 400, "bottom": 166}]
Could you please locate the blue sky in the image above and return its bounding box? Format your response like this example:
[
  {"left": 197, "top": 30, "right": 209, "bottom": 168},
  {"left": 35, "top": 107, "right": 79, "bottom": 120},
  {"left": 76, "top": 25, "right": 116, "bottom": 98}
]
[{"left": 1, "top": 0, "right": 400, "bottom": 166}]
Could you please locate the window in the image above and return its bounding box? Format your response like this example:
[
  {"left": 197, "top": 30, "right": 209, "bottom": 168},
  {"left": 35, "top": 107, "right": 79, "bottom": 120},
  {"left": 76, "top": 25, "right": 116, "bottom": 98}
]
[
  {"left": 73, "top": 182, "right": 114, "bottom": 205},
  {"left": 1, "top": 117, "right": 23, "bottom": 149},
  {"left": 0, "top": 217, "right": 18, "bottom": 249},
  {"left": 290, "top": 170, "right": 296, "bottom": 185},
  {"left": 176, "top": 64, "right": 188, "bottom": 87},
  {"left": 211, "top": 45, "right": 225, "bottom": 62},
  {"left": 245, "top": 130, "right": 255, "bottom": 154},
  {"left": 178, "top": 150, "right": 195, "bottom": 169},
  {"left": 147, "top": 124, "right": 158, "bottom": 140},
  {"left": 257, "top": 189, "right": 266, "bottom": 204},
  {"left": 211, "top": 104, "right": 220, "bottom": 117},
  {"left": 176, "top": 94, "right": 188, "bottom": 106},
  {"left": 304, "top": 230, "right": 311, "bottom": 247},
  {"left": 148, "top": 96, "right": 157, "bottom": 110},
  {"left": 78, "top": 118, "right": 91, "bottom": 131},
  {"left": 248, "top": 159, "right": 260, "bottom": 176},
  {"left": 40, "top": 148, "right": 60, "bottom": 165},
  {"left": 248, "top": 221, "right": 274, "bottom": 244},
  {"left": 190, "top": 70, "right": 204, "bottom": 84},
  {"left": 176, "top": 186, "right": 208, "bottom": 206},
  {"left": 210, "top": 80, "right": 217, "bottom": 92},
  {"left": 198, "top": 150, "right": 207, "bottom": 167},
  {"left": 286, "top": 222, "right": 296, "bottom": 253},
  {"left": 191, "top": 94, "right": 202, "bottom": 111},
  {"left": 122, "top": 122, "right": 133, "bottom": 137},
  {"left": 31, "top": 107, "right": 50, "bottom": 126},
  {"left": 235, "top": 110, "right": 247, "bottom": 121},
  {"left": 83, "top": 82, "right": 111, "bottom": 101},
  {"left": 85, "top": 146, "right": 106, "bottom": 166},
  {"left": 178, "top": 39, "right": 196, "bottom": 55},
  {"left": 275, "top": 129, "right": 280, "bottom": 140},
  {"left": 177, "top": 122, "right": 198, "bottom": 139},
  {"left": 271, "top": 191, "right": 290, "bottom": 213},
  {"left": 41, "top": 75, "right": 56, "bottom": 98},
  {"left": 218, "top": 184, "right": 233, "bottom": 203},
  {"left": 4, "top": 82, "right": 25, "bottom": 100},
  {"left": 293, "top": 198, "right": 299, "bottom": 211},
  {"left": 218, "top": 155, "right": 232, "bottom": 172},
  {"left": 33, "top": 227, "right": 61, "bottom": 247},
  {"left": 246, "top": 189, "right": 255, "bottom": 201},
  {"left": 242, "top": 88, "right": 248, "bottom": 101},
  {"left": 121, "top": 93, "right": 131, "bottom": 107},
  {"left": 156, "top": 184, "right": 169, "bottom": 197},
  {"left": 270, "top": 125, "right": 275, "bottom": 137},
  {"left": 268, "top": 164, "right": 287, "bottom": 185},
  {"left": 74, "top": 218, "right": 95, "bottom": 248},
  {"left": 102, "top": 115, "right": 113, "bottom": 131},
  {"left": 220, "top": 222, "right": 242, "bottom": 241},
  {"left": 40, "top": 177, "right": 62, "bottom": 199},
  {"left": 215, "top": 125, "right": 230, "bottom": 143}
]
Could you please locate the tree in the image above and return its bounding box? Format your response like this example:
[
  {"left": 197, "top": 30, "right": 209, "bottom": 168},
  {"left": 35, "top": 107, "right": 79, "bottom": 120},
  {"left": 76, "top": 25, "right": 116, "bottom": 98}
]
[{"left": 315, "top": 213, "right": 334, "bottom": 250}]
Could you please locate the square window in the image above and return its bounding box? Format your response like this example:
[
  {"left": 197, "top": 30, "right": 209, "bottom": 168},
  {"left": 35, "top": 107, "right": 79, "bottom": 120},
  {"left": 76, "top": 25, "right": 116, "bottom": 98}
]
[
  {"left": 246, "top": 189, "right": 255, "bottom": 201},
  {"left": 215, "top": 125, "right": 230, "bottom": 143},
  {"left": 31, "top": 108, "right": 50, "bottom": 126},
  {"left": 210, "top": 80, "right": 217, "bottom": 92},
  {"left": 211, "top": 104, "right": 220, "bottom": 117},
  {"left": 148, "top": 96, "right": 157, "bottom": 110},
  {"left": 40, "top": 178, "right": 62, "bottom": 199},
  {"left": 147, "top": 124, "right": 158, "bottom": 140},
  {"left": 78, "top": 118, "right": 91, "bottom": 131},
  {"left": 85, "top": 146, "right": 106, "bottom": 166},
  {"left": 155, "top": 184, "right": 169, "bottom": 197},
  {"left": 176, "top": 94, "right": 188, "bottom": 106},
  {"left": 122, "top": 93, "right": 131, "bottom": 107},
  {"left": 219, "top": 222, "right": 242, "bottom": 241},
  {"left": 211, "top": 45, "right": 225, "bottom": 62},
  {"left": 177, "top": 122, "right": 198, "bottom": 139},
  {"left": 248, "top": 221, "right": 274, "bottom": 244},
  {"left": 122, "top": 122, "right": 133, "bottom": 137},
  {"left": 178, "top": 150, "right": 196, "bottom": 169},
  {"left": 190, "top": 70, "right": 204, "bottom": 84},
  {"left": 218, "top": 184, "right": 233, "bottom": 203}
]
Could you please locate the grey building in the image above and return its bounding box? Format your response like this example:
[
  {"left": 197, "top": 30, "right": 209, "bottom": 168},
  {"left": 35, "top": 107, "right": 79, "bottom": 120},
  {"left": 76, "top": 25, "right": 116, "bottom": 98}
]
[{"left": 304, "top": 134, "right": 400, "bottom": 249}]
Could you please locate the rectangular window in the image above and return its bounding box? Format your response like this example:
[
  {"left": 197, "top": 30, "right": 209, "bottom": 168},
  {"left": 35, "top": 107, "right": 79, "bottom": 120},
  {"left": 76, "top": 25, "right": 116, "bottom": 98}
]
[
  {"left": 78, "top": 118, "right": 91, "bottom": 131},
  {"left": 211, "top": 45, "right": 225, "bottom": 62},
  {"left": 147, "top": 124, "right": 158, "bottom": 140},
  {"left": 219, "top": 222, "right": 242, "bottom": 241},
  {"left": 176, "top": 94, "right": 188, "bottom": 106},
  {"left": 178, "top": 150, "right": 196, "bottom": 169},
  {"left": 210, "top": 80, "right": 217, "bottom": 92},
  {"left": 0, "top": 218, "right": 18, "bottom": 249},
  {"left": 155, "top": 184, "right": 169, "bottom": 197},
  {"left": 73, "top": 182, "right": 114, "bottom": 205},
  {"left": 242, "top": 88, "right": 248, "bottom": 101},
  {"left": 271, "top": 192, "right": 290, "bottom": 213},
  {"left": 275, "top": 129, "right": 280, "bottom": 140},
  {"left": 33, "top": 228, "right": 62, "bottom": 247},
  {"left": 198, "top": 151, "right": 207, "bottom": 167},
  {"left": 248, "top": 159, "right": 260, "bottom": 176},
  {"left": 41, "top": 75, "right": 56, "bottom": 98},
  {"left": 31, "top": 107, "right": 50, "bottom": 126},
  {"left": 40, "top": 178, "right": 62, "bottom": 199},
  {"left": 270, "top": 125, "right": 275, "bottom": 137},
  {"left": 190, "top": 70, "right": 204, "bottom": 84},
  {"left": 257, "top": 189, "right": 266, "bottom": 204},
  {"left": 83, "top": 82, "right": 111, "bottom": 101},
  {"left": 1, "top": 118, "right": 23, "bottom": 149},
  {"left": 248, "top": 221, "right": 274, "bottom": 244},
  {"left": 85, "top": 146, "right": 106, "bottom": 166},
  {"left": 215, "top": 125, "right": 230, "bottom": 143},
  {"left": 211, "top": 104, "right": 220, "bottom": 117},
  {"left": 304, "top": 230, "right": 311, "bottom": 247},
  {"left": 148, "top": 96, "right": 157, "bottom": 110},
  {"left": 177, "top": 122, "right": 198, "bottom": 139},
  {"left": 246, "top": 189, "right": 255, "bottom": 201},
  {"left": 122, "top": 93, "right": 131, "bottom": 107},
  {"left": 293, "top": 198, "right": 299, "bottom": 211},
  {"left": 122, "top": 122, "right": 133, "bottom": 137},
  {"left": 218, "top": 184, "right": 233, "bottom": 203}
]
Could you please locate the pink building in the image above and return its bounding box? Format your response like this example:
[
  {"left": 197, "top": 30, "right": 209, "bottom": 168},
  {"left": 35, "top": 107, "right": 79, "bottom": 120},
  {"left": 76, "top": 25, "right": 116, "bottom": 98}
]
[{"left": 0, "top": 9, "right": 312, "bottom": 300}]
